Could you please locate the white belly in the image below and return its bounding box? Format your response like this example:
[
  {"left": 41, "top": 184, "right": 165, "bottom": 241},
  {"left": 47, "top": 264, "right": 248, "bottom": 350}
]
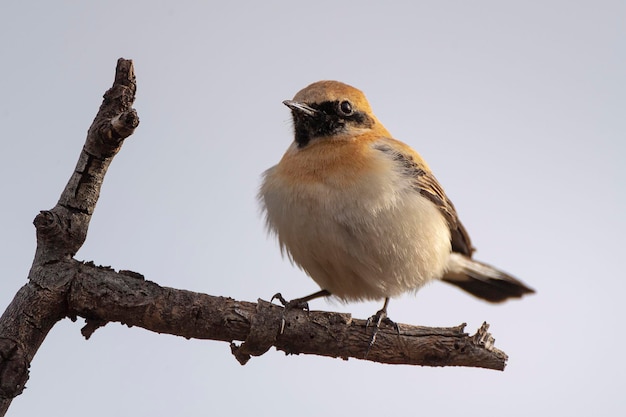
[{"left": 261, "top": 161, "right": 452, "bottom": 302}]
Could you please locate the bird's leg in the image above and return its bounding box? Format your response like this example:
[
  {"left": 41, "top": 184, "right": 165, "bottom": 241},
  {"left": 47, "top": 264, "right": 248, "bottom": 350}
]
[
  {"left": 365, "top": 297, "right": 399, "bottom": 356},
  {"left": 271, "top": 289, "right": 331, "bottom": 333}
]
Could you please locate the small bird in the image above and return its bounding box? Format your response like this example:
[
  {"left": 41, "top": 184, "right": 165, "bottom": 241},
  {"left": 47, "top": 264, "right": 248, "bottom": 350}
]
[{"left": 259, "top": 80, "right": 534, "bottom": 327}]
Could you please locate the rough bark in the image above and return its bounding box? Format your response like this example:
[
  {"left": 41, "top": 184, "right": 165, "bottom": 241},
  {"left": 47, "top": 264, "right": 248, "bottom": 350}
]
[
  {"left": 0, "top": 58, "right": 139, "bottom": 416},
  {"left": 0, "top": 58, "right": 509, "bottom": 417},
  {"left": 67, "top": 263, "right": 507, "bottom": 369}
]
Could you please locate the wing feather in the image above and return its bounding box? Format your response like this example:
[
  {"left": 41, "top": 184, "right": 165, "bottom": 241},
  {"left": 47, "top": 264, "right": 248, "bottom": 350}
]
[{"left": 373, "top": 141, "right": 475, "bottom": 257}]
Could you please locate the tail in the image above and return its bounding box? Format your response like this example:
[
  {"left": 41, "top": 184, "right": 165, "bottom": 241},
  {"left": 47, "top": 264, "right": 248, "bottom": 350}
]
[{"left": 442, "top": 253, "right": 535, "bottom": 303}]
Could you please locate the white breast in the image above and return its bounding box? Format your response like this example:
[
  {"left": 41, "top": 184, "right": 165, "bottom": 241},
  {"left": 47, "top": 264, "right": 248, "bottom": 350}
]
[{"left": 260, "top": 144, "right": 451, "bottom": 302}]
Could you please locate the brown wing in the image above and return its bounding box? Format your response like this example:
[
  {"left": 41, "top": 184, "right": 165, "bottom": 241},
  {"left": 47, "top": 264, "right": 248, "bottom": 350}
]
[{"left": 373, "top": 142, "right": 475, "bottom": 257}]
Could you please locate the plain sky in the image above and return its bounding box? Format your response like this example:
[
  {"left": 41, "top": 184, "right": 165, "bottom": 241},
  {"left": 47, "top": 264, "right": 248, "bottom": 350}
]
[{"left": 1, "top": 1, "right": 624, "bottom": 416}]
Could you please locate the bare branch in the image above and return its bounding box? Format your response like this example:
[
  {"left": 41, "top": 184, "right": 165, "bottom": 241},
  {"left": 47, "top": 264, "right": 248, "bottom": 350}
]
[
  {"left": 35, "top": 58, "right": 138, "bottom": 264},
  {"left": 0, "top": 58, "right": 138, "bottom": 415},
  {"left": 67, "top": 262, "right": 507, "bottom": 369}
]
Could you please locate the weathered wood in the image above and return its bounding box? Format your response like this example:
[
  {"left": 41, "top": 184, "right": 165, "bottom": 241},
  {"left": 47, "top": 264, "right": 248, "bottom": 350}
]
[
  {"left": 66, "top": 264, "right": 507, "bottom": 369},
  {"left": 0, "top": 58, "right": 138, "bottom": 416}
]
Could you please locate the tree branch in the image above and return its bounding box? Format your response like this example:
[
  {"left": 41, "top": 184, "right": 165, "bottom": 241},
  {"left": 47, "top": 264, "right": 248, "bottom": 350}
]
[
  {"left": 65, "top": 262, "right": 507, "bottom": 369},
  {"left": 0, "top": 58, "right": 138, "bottom": 415},
  {"left": 0, "top": 58, "right": 509, "bottom": 417}
]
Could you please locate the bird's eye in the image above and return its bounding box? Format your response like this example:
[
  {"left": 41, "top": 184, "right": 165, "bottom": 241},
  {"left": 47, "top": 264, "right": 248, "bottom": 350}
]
[{"left": 338, "top": 100, "right": 353, "bottom": 116}]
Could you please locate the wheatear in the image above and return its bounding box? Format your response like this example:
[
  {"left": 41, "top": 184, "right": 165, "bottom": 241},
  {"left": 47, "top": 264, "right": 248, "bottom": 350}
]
[{"left": 260, "top": 80, "right": 534, "bottom": 328}]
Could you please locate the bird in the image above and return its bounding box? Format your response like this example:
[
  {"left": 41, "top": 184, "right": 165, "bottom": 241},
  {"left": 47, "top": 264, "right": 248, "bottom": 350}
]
[{"left": 259, "top": 80, "right": 534, "bottom": 330}]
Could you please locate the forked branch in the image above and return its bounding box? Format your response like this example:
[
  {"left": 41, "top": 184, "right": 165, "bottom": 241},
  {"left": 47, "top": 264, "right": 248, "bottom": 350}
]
[{"left": 0, "top": 58, "right": 508, "bottom": 417}]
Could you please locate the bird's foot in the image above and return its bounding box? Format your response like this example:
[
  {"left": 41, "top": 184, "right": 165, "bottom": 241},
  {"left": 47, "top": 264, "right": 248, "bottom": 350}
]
[
  {"left": 365, "top": 306, "right": 400, "bottom": 358},
  {"left": 270, "top": 290, "right": 331, "bottom": 334},
  {"left": 270, "top": 292, "right": 313, "bottom": 335},
  {"left": 271, "top": 292, "right": 311, "bottom": 311}
]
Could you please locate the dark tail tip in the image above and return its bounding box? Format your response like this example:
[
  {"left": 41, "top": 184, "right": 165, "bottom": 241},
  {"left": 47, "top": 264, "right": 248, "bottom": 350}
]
[
  {"left": 442, "top": 256, "right": 535, "bottom": 303},
  {"left": 442, "top": 275, "right": 535, "bottom": 303}
]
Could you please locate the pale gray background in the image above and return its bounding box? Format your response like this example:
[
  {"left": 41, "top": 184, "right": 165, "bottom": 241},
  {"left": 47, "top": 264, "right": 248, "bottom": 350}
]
[{"left": 1, "top": 1, "right": 624, "bottom": 416}]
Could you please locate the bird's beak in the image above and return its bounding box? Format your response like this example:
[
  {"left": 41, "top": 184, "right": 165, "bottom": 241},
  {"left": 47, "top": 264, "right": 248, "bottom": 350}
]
[{"left": 283, "top": 100, "right": 318, "bottom": 117}]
